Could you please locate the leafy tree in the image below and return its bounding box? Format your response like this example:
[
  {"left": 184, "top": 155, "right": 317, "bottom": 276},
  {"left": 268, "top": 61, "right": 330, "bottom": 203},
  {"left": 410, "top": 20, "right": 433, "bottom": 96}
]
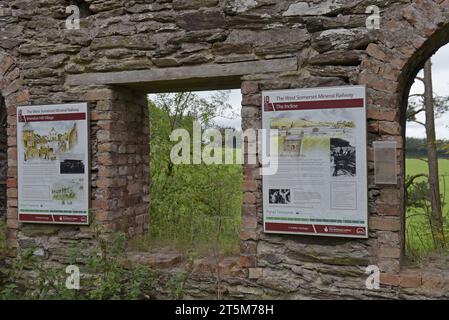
[
  {"left": 148, "top": 91, "right": 242, "bottom": 253},
  {"left": 406, "top": 59, "right": 449, "bottom": 249}
]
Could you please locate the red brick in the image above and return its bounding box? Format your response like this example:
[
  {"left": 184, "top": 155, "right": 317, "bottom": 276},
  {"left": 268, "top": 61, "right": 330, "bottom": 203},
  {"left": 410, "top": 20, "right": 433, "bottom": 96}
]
[
  {"left": 15, "top": 89, "right": 29, "bottom": 103},
  {"left": 367, "top": 108, "right": 398, "bottom": 122},
  {"left": 243, "top": 192, "right": 257, "bottom": 204},
  {"left": 242, "top": 204, "right": 257, "bottom": 216},
  {"left": 241, "top": 82, "right": 259, "bottom": 95},
  {"left": 240, "top": 229, "right": 258, "bottom": 241},
  {"left": 240, "top": 255, "right": 257, "bottom": 268},
  {"left": 243, "top": 181, "right": 258, "bottom": 192},
  {"left": 378, "top": 121, "right": 401, "bottom": 135},
  {"left": 6, "top": 218, "right": 18, "bottom": 229},
  {"left": 369, "top": 216, "right": 401, "bottom": 231},
  {"left": 422, "top": 272, "right": 445, "bottom": 289},
  {"left": 378, "top": 246, "right": 401, "bottom": 259},
  {"left": 380, "top": 273, "right": 400, "bottom": 286},
  {"left": 85, "top": 89, "right": 114, "bottom": 101},
  {"left": 366, "top": 44, "right": 388, "bottom": 61},
  {"left": 241, "top": 215, "right": 258, "bottom": 229},
  {"left": 6, "top": 178, "right": 17, "bottom": 188},
  {"left": 377, "top": 204, "right": 401, "bottom": 216},
  {"left": 400, "top": 271, "right": 422, "bottom": 288}
]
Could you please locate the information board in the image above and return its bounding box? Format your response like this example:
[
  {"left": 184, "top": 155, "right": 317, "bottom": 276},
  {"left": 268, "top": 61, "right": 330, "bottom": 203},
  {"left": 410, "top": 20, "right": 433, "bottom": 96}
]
[
  {"left": 17, "top": 103, "right": 89, "bottom": 225},
  {"left": 262, "top": 86, "right": 368, "bottom": 238}
]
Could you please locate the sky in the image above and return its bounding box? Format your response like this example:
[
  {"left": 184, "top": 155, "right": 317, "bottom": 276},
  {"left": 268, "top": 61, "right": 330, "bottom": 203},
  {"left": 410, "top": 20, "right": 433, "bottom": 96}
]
[
  {"left": 151, "top": 43, "right": 449, "bottom": 138},
  {"left": 407, "top": 43, "right": 449, "bottom": 139},
  {"left": 220, "top": 43, "right": 449, "bottom": 139}
]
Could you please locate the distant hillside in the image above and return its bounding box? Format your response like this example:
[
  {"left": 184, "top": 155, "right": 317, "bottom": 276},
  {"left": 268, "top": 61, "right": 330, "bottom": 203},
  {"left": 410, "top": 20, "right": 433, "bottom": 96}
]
[{"left": 406, "top": 137, "right": 449, "bottom": 158}]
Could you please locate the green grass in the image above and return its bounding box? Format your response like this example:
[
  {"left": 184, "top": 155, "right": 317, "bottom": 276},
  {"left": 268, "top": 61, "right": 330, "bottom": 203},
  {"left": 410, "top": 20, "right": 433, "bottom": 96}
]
[
  {"left": 406, "top": 158, "right": 449, "bottom": 261},
  {"left": 135, "top": 147, "right": 243, "bottom": 256}
]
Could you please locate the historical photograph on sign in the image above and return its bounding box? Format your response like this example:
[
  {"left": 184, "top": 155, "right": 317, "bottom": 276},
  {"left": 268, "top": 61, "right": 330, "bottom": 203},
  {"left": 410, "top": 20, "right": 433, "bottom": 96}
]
[
  {"left": 60, "top": 154, "right": 85, "bottom": 174},
  {"left": 262, "top": 86, "right": 368, "bottom": 238},
  {"left": 330, "top": 137, "right": 356, "bottom": 177},
  {"left": 17, "top": 103, "right": 89, "bottom": 225},
  {"left": 269, "top": 189, "right": 291, "bottom": 204}
]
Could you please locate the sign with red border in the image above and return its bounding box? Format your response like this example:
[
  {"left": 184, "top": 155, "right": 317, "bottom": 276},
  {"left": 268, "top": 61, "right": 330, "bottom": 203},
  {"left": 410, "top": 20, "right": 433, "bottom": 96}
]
[
  {"left": 17, "top": 103, "right": 90, "bottom": 225},
  {"left": 262, "top": 86, "right": 368, "bottom": 238}
]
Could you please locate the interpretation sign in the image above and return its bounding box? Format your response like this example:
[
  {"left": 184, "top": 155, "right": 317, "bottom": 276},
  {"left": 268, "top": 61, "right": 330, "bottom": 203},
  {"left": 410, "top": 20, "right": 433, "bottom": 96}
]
[
  {"left": 262, "top": 86, "right": 368, "bottom": 238},
  {"left": 17, "top": 103, "right": 89, "bottom": 225}
]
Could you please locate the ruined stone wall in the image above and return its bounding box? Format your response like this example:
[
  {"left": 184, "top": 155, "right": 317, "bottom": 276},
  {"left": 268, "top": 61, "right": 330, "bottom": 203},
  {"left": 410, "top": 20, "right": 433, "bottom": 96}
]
[
  {"left": 0, "top": 96, "right": 6, "bottom": 217},
  {"left": 1, "top": 0, "right": 449, "bottom": 299}
]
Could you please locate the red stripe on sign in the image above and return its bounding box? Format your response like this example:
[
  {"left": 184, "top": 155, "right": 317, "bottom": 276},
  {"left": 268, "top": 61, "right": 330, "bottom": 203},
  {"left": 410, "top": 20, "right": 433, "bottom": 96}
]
[
  {"left": 265, "top": 222, "right": 315, "bottom": 233},
  {"left": 18, "top": 113, "right": 86, "bottom": 122},
  {"left": 264, "top": 99, "right": 364, "bottom": 112},
  {"left": 314, "top": 225, "right": 366, "bottom": 236},
  {"left": 265, "top": 222, "right": 367, "bottom": 236},
  {"left": 53, "top": 215, "right": 88, "bottom": 223},
  {"left": 19, "top": 214, "right": 88, "bottom": 224},
  {"left": 19, "top": 214, "right": 53, "bottom": 222}
]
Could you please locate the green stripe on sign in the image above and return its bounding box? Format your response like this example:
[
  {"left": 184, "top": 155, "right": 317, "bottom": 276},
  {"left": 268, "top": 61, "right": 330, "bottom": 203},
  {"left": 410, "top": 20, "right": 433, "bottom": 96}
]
[
  {"left": 266, "top": 217, "right": 365, "bottom": 224},
  {"left": 20, "top": 209, "right": 87, "bottom": 214}
]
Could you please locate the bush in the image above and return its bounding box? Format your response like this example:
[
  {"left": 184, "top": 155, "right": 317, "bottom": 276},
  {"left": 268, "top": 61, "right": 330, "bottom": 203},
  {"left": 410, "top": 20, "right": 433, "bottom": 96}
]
[
  {"left": 0, "top": 226, "right": 190, "bottom": 300},
  {"left": 406, "top": 176, "right": 449, "bottom": 262},
  {"left": 147, "top": 95, "right": 242, "bottom": 255},
  {"left": 149, "top": 161, "right": 242, "bottom": 253}
]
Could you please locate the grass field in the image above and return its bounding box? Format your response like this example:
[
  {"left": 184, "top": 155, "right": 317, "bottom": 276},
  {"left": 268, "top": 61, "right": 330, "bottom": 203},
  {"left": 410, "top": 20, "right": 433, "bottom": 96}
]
[
  {"left": 134, "top": 148, "right": 243, "bottom": 256},
  {"left": 406, "top": 158, "right": 449, "bottom": 260}
]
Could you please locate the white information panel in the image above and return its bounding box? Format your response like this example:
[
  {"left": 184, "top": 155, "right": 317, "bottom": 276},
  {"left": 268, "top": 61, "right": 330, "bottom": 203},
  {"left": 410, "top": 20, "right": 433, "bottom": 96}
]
[
  {"left": 262, "top": 86, "right": 368, "bottom": 238},
  {"left": 17, "top": 103, "right": 89, "bottom": 225}
]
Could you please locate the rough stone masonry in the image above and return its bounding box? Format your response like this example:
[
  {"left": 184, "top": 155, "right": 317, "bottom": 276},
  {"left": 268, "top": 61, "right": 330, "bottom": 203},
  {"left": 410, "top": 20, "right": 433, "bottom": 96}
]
[{"left": 1, "top": 0, "right": 449, "bottom": 299}]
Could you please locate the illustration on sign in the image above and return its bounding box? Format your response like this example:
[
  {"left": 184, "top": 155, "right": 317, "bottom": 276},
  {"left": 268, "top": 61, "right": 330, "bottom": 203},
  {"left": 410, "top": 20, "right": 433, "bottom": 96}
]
[
  {"left": 17, "top": 103, "right": 89, "bottom": 225},
  {"left": 262, "top": 86, "right": 368, "bottom": 238}
]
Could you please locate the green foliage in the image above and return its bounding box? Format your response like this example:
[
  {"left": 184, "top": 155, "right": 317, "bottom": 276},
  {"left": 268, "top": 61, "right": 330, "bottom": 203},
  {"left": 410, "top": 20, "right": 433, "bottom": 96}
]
[
  {"left": 405, "top": 137, "right": 449, "bottom": 159},
  {"left": 406, "top": 158, "right": 449, "bottom": 262},
  {"left": 148, "top": 92, "right": 242, "bottom": 254},
  {"left": 407, "top": 94, "right": 449, "bottom": 123},
  {"left": 0, "top": 225, "right": 190, "bottom": 300},
  {"left": 149, "top": 161, "right": 242, "bottom": 253}
]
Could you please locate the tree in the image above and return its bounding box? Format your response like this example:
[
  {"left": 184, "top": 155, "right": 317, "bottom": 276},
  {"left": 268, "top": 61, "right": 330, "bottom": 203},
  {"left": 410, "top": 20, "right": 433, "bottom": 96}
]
[
  {"left": 407, "top": 59, "right": 448, "bottom": 249},
  {"left": 148, "top": 91, "right": 242, "bottom": 252},
  {"left": 149, "top": 91, "right": 234, "bottom": 178}
]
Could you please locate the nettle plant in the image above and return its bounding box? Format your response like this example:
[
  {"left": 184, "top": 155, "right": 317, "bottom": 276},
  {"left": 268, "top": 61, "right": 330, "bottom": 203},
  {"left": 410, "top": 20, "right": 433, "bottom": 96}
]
[{"left": 0, "top": 224, "right": 190, "bottom": 300}]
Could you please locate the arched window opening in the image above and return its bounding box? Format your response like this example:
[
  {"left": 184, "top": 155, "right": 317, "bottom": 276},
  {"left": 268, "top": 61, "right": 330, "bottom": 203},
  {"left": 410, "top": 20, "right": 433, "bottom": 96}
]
[{"left": 405, "top": 44, "right": 449, "bottom": 262}]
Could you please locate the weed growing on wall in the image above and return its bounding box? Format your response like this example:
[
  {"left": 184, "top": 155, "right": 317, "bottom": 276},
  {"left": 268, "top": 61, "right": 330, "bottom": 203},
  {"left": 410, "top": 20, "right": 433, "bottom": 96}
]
[
  {"left": 0, "top": 224, "right": 191, "bottom": 300},
  {"left": 406, "top": 159, "right": 449, "bottom": 263}
]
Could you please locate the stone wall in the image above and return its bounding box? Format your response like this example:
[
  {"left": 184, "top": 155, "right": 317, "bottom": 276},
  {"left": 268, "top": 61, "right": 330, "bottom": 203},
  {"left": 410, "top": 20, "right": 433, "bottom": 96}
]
[
  {"left": 1, "top": 0, "right": 449, "bottom": 299},
  {"left": 0, "top": 96, "right": 6, "bottom": 217}
]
